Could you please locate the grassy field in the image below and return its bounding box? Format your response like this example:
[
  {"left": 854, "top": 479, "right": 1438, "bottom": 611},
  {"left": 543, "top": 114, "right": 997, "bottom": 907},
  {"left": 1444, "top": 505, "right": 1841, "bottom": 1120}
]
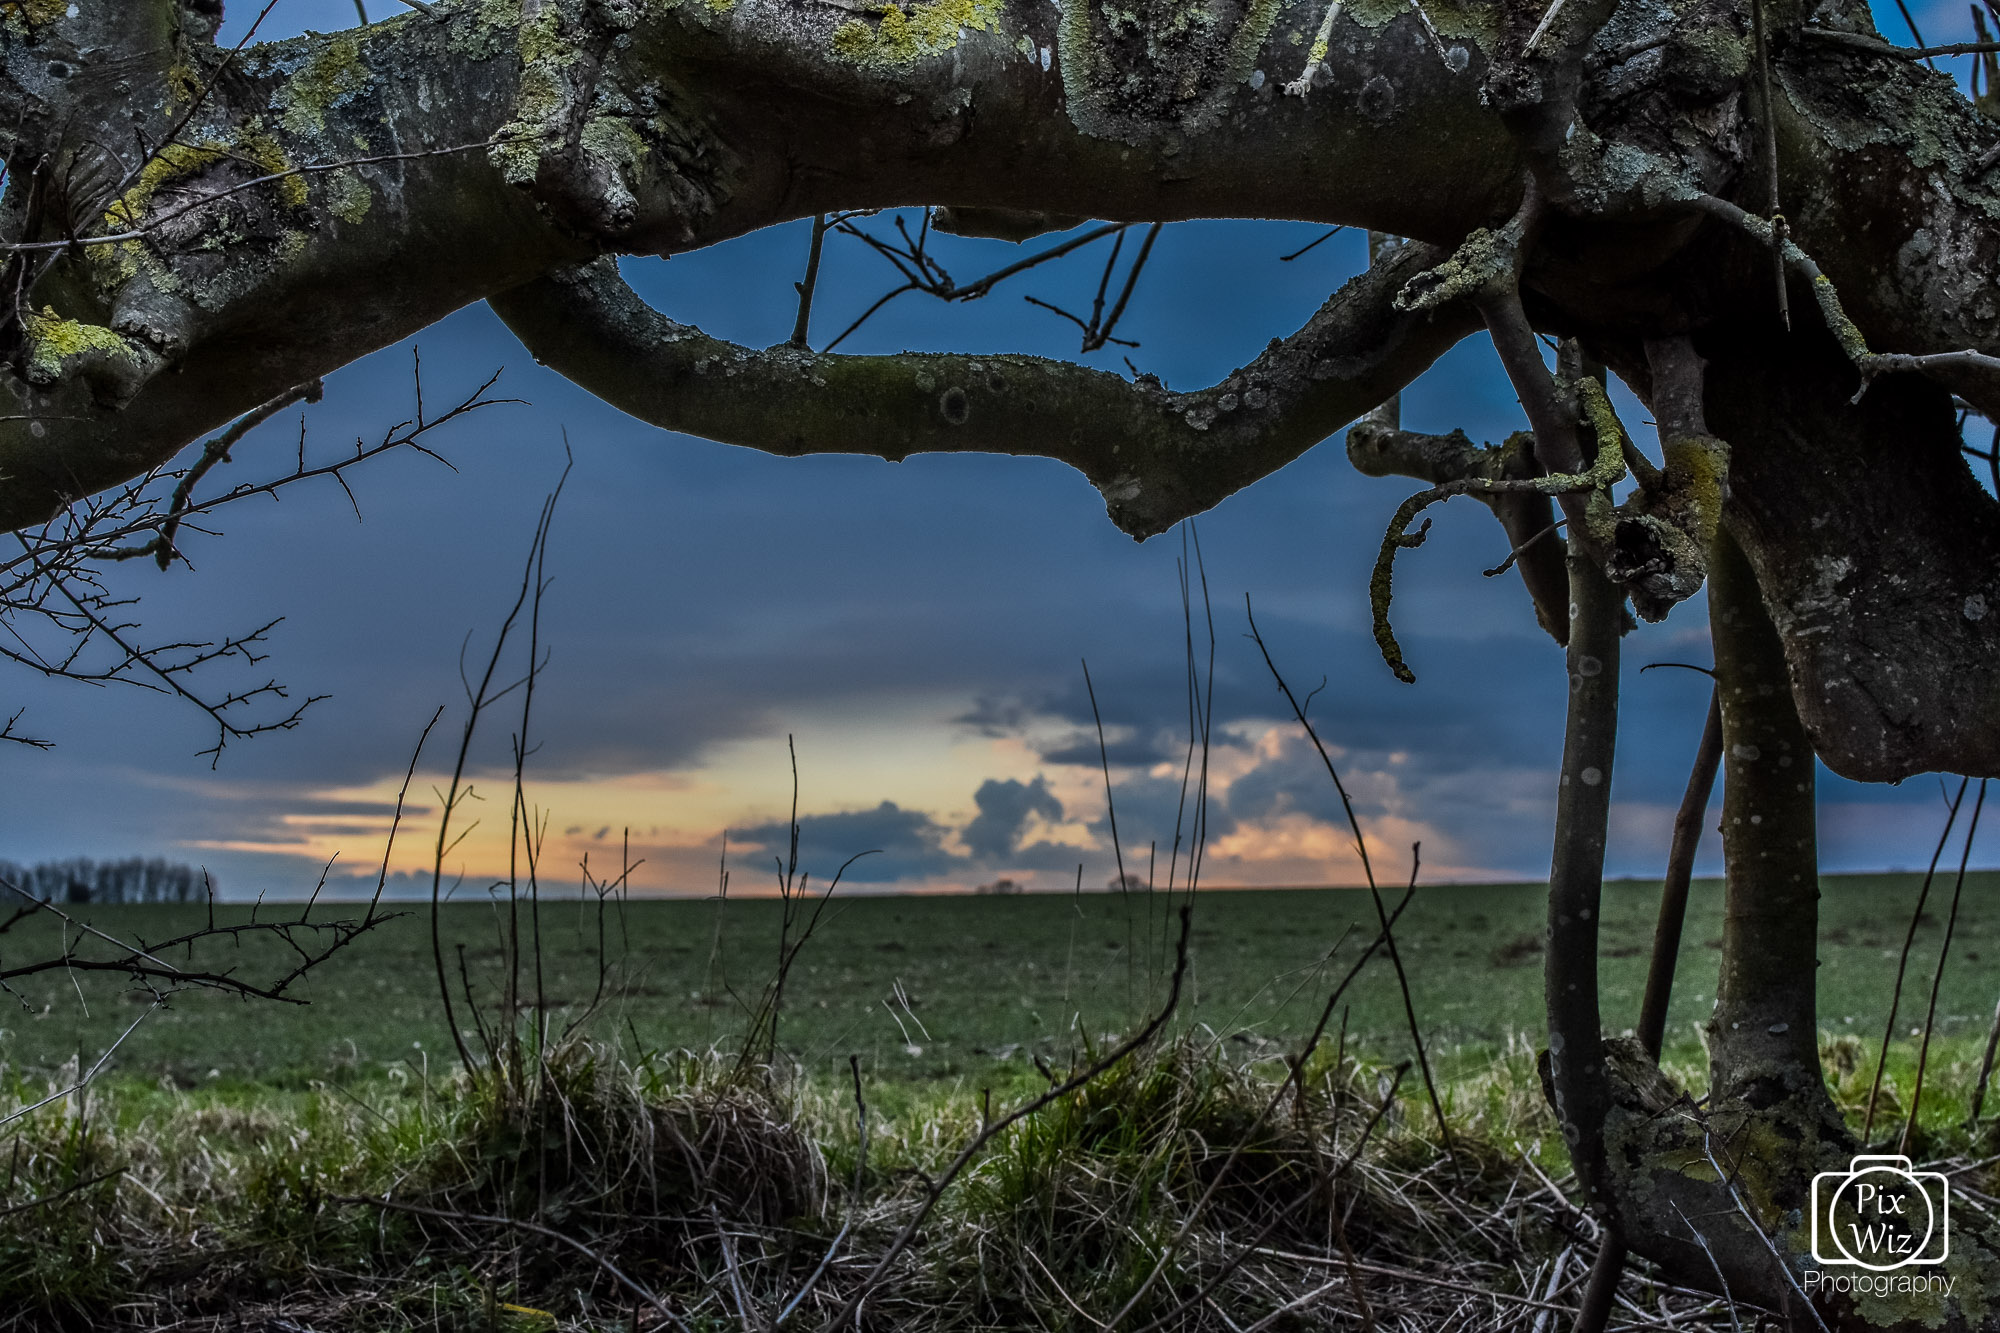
[
  {"left": 6, "top": 875, "right": 2000, "bottom": 1329},
  {"left": 5, "top": 872, "right": 1998, "bottom": 1096}
]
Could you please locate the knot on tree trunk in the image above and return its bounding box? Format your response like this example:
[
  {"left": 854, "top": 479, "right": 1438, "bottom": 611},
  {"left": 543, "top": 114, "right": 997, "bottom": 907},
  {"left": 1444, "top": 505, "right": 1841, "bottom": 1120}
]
[{"left": 1600, "top": 432, "right": 1730, "bottom": 622}]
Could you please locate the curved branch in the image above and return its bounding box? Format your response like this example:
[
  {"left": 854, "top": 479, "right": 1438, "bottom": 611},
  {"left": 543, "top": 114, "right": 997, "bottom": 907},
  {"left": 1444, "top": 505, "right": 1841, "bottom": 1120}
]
[
  {"left": 1363, "top": 411, "right": 1624, "bottom": 682},
  {"left": 1800, "top": 26, "right": 2000, "bottom": 60},
  {"left": 1347, "top": 422, "right": 1571, "bottom": 645},
  {"left": 488, "top": 246, "right": 1483, "bottom": 539}
]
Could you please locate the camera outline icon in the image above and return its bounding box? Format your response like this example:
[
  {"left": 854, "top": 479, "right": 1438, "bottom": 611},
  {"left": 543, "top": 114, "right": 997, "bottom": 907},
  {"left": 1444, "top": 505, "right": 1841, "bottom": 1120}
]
[{"left": 1810, "top": 1154, "right": 1950, "bottom": 1270}]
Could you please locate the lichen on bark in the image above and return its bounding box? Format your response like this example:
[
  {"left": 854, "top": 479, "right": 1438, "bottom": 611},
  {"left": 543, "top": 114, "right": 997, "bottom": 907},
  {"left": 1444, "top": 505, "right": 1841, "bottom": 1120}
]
[
  {"left": 828, "top": 0, "right": 1004, "bottom": 68},
  {"left": 271, "top": 33, "right": 372, "bottom": 137},
  {"left": 1059, "top": 0, "right": 1286, "bottom": 141},
  {"left": 19, "top": 307, "right": 138, "bottom": 385}
]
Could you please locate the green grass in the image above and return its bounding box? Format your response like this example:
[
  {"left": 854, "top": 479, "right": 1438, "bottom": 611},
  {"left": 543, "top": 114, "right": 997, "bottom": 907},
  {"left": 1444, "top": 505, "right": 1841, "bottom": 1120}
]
[
  {"left": 0, "top": 1030, "right": 1569, "bottom": 1331},
  {"left": 6, "top": 873, "right": 2000, "bottom": 1330},
  {"left": 4, "top": 872, "right": 1997, "bottom": 1101}
]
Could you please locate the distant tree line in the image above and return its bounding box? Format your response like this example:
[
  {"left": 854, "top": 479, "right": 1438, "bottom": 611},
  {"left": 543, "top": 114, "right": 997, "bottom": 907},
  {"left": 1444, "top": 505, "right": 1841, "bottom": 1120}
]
[{"left": 0, "top": 857, "right": 208, "bottom": 905}]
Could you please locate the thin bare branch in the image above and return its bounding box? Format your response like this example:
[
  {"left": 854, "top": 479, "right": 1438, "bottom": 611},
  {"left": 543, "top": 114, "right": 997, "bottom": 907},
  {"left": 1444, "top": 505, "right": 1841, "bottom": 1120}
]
[
  {"left": 1863, "top": 776, "right": 1969, "bottom": 1142},
  {"left": 1900, "top": 778, "right": 1987, "bottom": 1154},
  {"left": 1244, "top": 598, "right": 1454, "bottom": 1160}
]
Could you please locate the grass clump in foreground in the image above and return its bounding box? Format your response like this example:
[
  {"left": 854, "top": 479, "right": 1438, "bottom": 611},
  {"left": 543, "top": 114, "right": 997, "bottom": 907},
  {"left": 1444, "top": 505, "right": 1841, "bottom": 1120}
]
[{"left": 9, "top": 1022, "right": 1999, "bottom": 1332}]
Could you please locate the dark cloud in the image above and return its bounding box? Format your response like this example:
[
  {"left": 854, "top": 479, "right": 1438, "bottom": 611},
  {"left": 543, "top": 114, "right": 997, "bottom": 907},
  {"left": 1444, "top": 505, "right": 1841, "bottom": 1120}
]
[
  {"left": 991, "top": 841, "right": 1101, "bottom": 875},
  {"left": 963, "top": 777, "right": 1064, "bottom": 858},
  {"left": 1016, "top": 664, "right": 1244, "bottom": 742},
  {"left": 1225, "top": 741, "right": 1347, "bottom": 825},
  {"left": 956, "top": 695, "right": 1029, "bottom": 737},
  {"left": 1083, "top": 770, "right": 1239, "bottom": 865},
  {"left": 1037, "top": 730, "right": 1185, "bottom": 769},
  {"left": 732, "top": 801, "right": 958, "bottom": 885}
]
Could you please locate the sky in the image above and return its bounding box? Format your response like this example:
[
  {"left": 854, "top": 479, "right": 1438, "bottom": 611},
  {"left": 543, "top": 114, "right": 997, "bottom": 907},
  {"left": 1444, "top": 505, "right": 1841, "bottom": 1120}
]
[{"left": 1, "top": 0, "right": 1994, "bottom": 900}]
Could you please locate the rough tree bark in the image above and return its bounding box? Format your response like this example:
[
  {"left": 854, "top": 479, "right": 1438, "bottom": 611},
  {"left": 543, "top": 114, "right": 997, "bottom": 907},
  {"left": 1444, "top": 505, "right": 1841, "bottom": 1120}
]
[{"left": 6, "top": 0, "right": 2000, "bottom": 1325}]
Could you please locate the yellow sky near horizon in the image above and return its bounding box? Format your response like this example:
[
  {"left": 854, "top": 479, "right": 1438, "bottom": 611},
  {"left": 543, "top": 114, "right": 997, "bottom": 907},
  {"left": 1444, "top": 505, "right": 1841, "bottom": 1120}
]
[{"left": 179, "top": 719, "right": 1540, "bottom": 896}]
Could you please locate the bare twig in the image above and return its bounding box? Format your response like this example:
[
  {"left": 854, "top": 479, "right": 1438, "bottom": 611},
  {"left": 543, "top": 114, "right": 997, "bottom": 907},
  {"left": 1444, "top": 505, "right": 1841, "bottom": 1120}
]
[
  {"left": 0, "top": 998, "right": 158, "bottom": 1129},
  {"left": 1901, "top": 778, "right": 1987, "bottom": 1154},
  {"left": 1483, "top": 518, "right": 1565, "bottom": 578},
  {"left": 1669, "top": 1203, "right": 1743, "bottom": 1333},
  {"left": 1523, "top": 0, "right": 1570, "bottom": 55},
  {"left": 1863, "top": 776, "right": 1969, "bottom": 1142},
  {"left": 427, "top": 461, "right": 572, "bottom": 1075},
  {"left": 153, "top": 380, "right": 324, "bottom": 570},
  {"left": 1279, "top": 227, "right": 1344, "bottom": 262},
  {"left": 0, "top": 872, "right": 393, "bottom": 1001},
  {"left": 1279, "top": 882, "right": 1418, "bottom": 1106},
  {"left": 1801, "top": 25, "right": 2000, "bottom": 56},
  {"left": 3, "top": 361, "right": 502, "bottom": 758},
  {"left": 1081, "top": 656, "right": 1136, "bottom": 1010},
  {"left": 1637, "top": 687, "right": 1721, "bottom": 1061},
  {"left": 0, "top": 707, "right": 50, "bottom": 749},
  {"left": 1691, "top": 1120, "right": 1832, "bottom": 1333},
  {"left": 790, "top": 215, "right": 829, "bottom": 349},
  {"left": 820, "top": 215, "right": 1132, "bottom": 351},
  {"left": 1285, "top": 0, "right": 1346, "bottom": 95},
  {"left": 0, "top": 1167, "right": 123, "bottom": 1219},
  {"left": 1244, "top": 597, "right": 1455, "bottom": 1160}
]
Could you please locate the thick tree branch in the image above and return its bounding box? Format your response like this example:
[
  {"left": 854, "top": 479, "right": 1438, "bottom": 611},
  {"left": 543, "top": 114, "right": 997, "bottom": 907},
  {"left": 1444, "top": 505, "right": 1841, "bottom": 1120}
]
[
  {"left": 489, "top": 246, "right": 1482, "bottom": 538},
  {"left": 0, "top": 0, "right": 1528, "bottom": 533},
  {"left": 0, "top": 0, "right": 1996, "bottom": 790}
]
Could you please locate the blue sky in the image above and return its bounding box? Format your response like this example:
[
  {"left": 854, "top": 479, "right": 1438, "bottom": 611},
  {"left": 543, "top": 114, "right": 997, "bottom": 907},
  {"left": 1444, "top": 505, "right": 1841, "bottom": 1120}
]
[{"left": 0, "top": 0, "right": 1992, "bottom": 898}]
